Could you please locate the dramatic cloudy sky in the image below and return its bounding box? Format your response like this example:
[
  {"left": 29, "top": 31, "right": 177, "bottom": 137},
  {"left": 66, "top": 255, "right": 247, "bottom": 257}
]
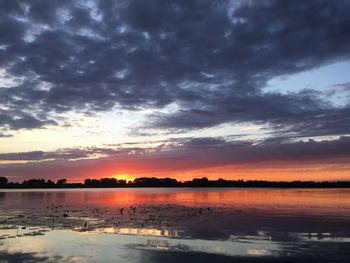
[{"left": 0, "top": 0, "right": 349, "bottom": 182}]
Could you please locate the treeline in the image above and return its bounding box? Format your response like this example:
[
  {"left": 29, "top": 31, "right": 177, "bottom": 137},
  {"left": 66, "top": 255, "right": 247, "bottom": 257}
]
[{"left": 0, "top": 176, "right": 349, "bottom": 188}]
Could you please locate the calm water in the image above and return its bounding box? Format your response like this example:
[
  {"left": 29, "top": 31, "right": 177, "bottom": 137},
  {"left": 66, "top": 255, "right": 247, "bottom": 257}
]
[{"left": 0, "top": 188, "right": 349, "bottom": 262}]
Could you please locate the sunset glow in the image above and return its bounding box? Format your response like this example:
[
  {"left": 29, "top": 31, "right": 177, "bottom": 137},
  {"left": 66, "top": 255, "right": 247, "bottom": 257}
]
[
  {"left": 0, "top": 0, "right": 349, "bottom": 183},
  {"left": 112, "top": 174, "right": 135, "bottom": 183}
]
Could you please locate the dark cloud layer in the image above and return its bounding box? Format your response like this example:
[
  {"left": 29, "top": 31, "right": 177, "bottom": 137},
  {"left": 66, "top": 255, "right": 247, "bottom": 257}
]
[{"left": 0, "top": 0, "right": 349, "bottom": 137}]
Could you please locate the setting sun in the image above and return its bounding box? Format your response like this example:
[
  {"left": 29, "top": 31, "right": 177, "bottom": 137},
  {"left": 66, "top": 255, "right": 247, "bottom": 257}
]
[{"left": 113, "top": 174, "right": 135, "bottom": 182}]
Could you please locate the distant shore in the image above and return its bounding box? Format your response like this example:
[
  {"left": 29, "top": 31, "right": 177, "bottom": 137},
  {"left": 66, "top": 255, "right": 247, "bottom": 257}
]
[{"left": 0, "top": 176, "right": 349, "bottom": 189}]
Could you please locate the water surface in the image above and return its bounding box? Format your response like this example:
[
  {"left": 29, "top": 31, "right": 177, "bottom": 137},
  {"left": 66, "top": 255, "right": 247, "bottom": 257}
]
[{"left": 0, "top": 188, "right": 349, "bottom": 262}]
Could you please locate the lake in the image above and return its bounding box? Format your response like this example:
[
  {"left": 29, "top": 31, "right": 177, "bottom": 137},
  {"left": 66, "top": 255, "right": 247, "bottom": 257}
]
[{"left": 0, "top": 188, "right": 349, "bottom": 262}]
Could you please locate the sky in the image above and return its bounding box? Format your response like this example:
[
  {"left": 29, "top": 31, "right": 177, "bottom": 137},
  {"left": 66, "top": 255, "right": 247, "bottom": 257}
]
[{"left": 0, "top": 0, "right": 349, "bottom": 183}]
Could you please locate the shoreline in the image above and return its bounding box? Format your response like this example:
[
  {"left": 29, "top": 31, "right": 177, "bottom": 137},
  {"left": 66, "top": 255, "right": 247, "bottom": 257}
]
[
  {"left": 1, "top": 176, "right": 350, "bottom": 189},
  {"left": 1, "top": 186, "right": 350, "bottom": 190}
]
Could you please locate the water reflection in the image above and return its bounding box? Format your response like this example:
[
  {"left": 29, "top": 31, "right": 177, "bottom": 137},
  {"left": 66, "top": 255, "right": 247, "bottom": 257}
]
[
  {"left": 0, "top": 189, "right": 350, "bottom": 238},
  {"left": 0, "top": 229, "right": 282, "bottom": 261},
  {"left": 0, "top": 188, "right": 349, "bottom": 262},
  {"left": 97, "top": 227, "right": 181, "bottom": 237},
  {"left": 1, "top": 188, "right": 350, "bottom": 213},
  {"left": 1, "top": 228, "right": 349, "bottom": 263}
]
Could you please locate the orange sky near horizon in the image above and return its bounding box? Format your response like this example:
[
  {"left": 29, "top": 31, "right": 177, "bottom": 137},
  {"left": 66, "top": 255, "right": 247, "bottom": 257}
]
[
  {"left": 3, "top": 147, "right": 349, "bottom": 183},
  {"left": 70, "top": 161, "right": 350, "bottom": 183}
]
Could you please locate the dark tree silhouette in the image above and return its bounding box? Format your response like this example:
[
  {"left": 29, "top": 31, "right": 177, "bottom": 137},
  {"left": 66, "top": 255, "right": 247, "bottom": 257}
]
[
  {"left": 0, "top": 176, "right": 349, "bottom": 189},
  {"left": 47, "top": 179, "right": 55, "bottom": 187},
  {"left": 56, "top": 179, "right": 67, "bottom": 186},
  {"left": 133, "top": 177, "right": 180, "bottom": 187},
  {"left": 84, "top": 179, "right": 100, "bottom": 187},
  {"left": 0, "top": 177, "right": 8, "bottom": 186},
  {"left": 22, "top": 179, "right": 48, "bottom": 188},
  {"left": 187, "top": 177, "right": 209, "bottom": 187}
]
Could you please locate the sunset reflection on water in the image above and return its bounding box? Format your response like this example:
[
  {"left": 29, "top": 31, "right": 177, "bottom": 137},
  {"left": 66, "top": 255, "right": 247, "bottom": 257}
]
[
  {"left": 0, "top": 188, "right": 350, "bottom": 262},
  {"left": 1, "top": 188, "right": 349, "bottom": 216}
]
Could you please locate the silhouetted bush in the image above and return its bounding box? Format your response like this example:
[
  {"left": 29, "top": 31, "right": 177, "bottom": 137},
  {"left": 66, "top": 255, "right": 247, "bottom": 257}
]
[
  {"left": 56, "top": 179, "right": 67, "bottom": 186},
  {"left": 0, "top": 177, "right": 8, "bottom": 187},
  {"left": 22, "top": 179, "right": 49, "bottom": 188}
]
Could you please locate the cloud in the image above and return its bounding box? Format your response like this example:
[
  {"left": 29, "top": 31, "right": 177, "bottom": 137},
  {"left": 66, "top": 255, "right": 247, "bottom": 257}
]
[
  {"left": 0, "top": 136, "right": 349, "bottom": 181},
  {"left": 0, "top": 109, "right": 57, "bottom": 130},
  {"left": 0, "top": 133, "right": 12, "bottom": 138},
  {"left": 0, "top": 0, "right": 348, "bottom": 138}
]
